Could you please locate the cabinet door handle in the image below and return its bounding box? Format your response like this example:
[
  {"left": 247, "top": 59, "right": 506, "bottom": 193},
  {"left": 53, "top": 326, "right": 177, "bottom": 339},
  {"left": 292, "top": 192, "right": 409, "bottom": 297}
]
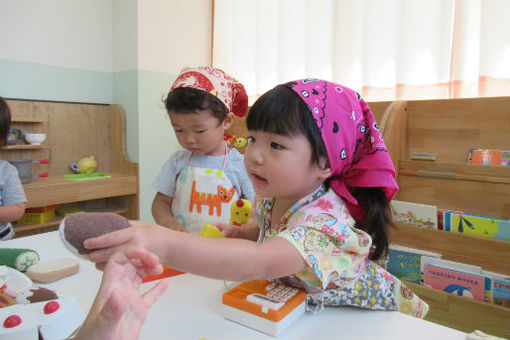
[{"left": 417, "top": 168, "right": 456, "bottom": 179}]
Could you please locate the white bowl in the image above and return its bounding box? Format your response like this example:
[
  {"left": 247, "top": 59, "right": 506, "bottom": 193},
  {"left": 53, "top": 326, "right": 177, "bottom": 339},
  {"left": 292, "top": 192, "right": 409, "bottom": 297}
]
[{"left": 24, "top": 133, "right": 46, "bottom": 145}]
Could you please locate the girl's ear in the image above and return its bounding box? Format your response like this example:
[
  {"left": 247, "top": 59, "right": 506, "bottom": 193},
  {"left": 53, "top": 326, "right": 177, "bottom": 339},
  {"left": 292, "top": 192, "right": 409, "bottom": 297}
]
[
  {"left": 222, "top": 113, "right": 234, "bottom": 130},
  {"left": 317, "top": 158, "right": 332, "bottom": 180}
]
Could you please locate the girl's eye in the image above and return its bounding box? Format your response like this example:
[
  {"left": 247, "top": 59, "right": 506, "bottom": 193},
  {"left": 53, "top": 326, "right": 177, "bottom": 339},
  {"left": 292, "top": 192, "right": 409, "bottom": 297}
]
[
  {"left": 247, "top": 136, "right": 255, "bottom": 143},
  {"left": 270, "top": 142, "right": 283, "bottom": 150},
  {"left": 174, "top": 129, "right": 183, "bottom": 133},
  {"left": 196, "top": 130, "right": 206, "bottom": 134}
]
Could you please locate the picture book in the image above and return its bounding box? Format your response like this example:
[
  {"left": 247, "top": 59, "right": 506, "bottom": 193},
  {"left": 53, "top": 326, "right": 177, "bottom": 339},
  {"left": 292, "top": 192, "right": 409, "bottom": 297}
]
[
  {"left": 437, "top": 208, "right": 463, "bottom": 230},
  {"left": 469, "top": 149, "right": 510, "bottom": 166},
  {"left": 423, "top": 264, "right": 492, "bottom": 303},
  {"left": 444, "top": 212, "right": 510, "bottom": 241},
  {"left": 387, "top": 245, "right": 441, "bottom": 284},
  {"left": 390, "top": 200, "right": 438, "bottom": 229},
  {"left": 420, "top": 257, "right": 482, "bottom": 278},
  {"left": 483, "top": 271, "right": 510, "bottom": 307}
]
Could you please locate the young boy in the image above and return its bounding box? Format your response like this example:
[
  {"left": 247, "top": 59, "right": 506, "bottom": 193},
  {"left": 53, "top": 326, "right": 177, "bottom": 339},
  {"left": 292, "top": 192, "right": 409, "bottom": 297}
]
[
  {"left": 0, "top": 97, "right": 26, "bottom": 240},
  {"left": 152, "top": 67, "right": 255, "bottom": 235}
]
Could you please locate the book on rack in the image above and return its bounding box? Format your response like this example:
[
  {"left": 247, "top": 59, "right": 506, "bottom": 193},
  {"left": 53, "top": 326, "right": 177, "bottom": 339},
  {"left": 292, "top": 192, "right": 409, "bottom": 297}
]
[
  {"left": 390, "top": 200, "right": 438, "bottom": 229},
  {"left": 482, "top": 271, "right": 510, "bottom": 307},
  {"left": 420, "top": 257, "right": 492, "bottom": 303},
  {"left": 444, "top": 212, "right": 510, "bottom": 241},
  {"left": 387, "top": 245, "right": 441, "bottom": 284}
]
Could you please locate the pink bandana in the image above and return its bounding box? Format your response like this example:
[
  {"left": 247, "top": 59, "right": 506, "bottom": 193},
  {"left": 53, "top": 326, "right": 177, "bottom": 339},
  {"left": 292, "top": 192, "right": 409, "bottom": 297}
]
[
  {"left": 170, "top": 66, "right": 248, "bottom": 117},
  {"left": 284, "top": 79, "right": 398, "bottom": 221}
]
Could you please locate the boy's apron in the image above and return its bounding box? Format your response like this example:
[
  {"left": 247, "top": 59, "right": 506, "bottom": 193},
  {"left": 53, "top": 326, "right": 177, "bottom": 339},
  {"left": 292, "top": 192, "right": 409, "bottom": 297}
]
[{"left": 172, "top": 146, "right": 238, "bottom": 235}]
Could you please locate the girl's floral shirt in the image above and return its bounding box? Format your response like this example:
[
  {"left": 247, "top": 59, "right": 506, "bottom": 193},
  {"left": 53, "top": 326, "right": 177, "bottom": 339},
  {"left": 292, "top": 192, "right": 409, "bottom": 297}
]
[{"left": 255, "top": 186, "right": 428, "bottom": 318}]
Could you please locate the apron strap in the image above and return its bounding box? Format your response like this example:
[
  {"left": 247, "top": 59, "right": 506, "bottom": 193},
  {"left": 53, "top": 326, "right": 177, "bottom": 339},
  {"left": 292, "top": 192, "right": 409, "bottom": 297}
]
[{"left": 185, "top": 142, "right": 230, "bottom": 170}]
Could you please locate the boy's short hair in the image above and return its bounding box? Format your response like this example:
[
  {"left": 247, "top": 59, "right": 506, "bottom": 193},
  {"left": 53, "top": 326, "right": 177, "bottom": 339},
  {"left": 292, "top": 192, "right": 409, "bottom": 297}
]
[
  {"left": 164, "top": 87, "right": 228, "bottom": 122},
  {"left": 0, "top": 96, "right": 12, "bottom": 145}
]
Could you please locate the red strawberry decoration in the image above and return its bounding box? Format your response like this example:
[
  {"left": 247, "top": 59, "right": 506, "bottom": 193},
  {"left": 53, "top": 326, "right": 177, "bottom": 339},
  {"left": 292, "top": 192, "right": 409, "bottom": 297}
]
[{"left": 3, "top": 315, "right": 21, "bottom": 328}]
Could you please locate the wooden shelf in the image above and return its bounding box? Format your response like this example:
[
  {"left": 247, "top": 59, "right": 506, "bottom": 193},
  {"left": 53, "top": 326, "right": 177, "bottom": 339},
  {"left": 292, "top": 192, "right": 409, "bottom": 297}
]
[
  {"left": 1, "top": 144, "right": 50, "bottom": 150},
  {"left": 390, "top": 223, "right": 510, "bottom": 275},
  {"left": 381, "top": 96, "right": 510, "bottom": 337},
  {"left": 23, "top": 174, "right": 137, "bottom": 208},
  {"left": 406, "top": 282, "right": 510, "bottom": 337},
  {"left": 11, "top": 118, "right": 48, "bottom": 123},
  {"left": 399, "top": 160, "right": 510, "bottom": 184}
]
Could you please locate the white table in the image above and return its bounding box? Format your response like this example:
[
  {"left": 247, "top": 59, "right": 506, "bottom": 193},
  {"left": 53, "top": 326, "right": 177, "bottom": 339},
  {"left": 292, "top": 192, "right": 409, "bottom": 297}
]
[{"left": 3, "top": 232, "right": 467, "bottom": 340}]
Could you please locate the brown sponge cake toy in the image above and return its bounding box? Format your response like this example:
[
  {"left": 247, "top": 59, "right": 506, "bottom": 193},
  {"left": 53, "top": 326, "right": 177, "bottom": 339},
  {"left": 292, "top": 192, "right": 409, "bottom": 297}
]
[{"left": 59, "top": 212, "right": 130, "bottom": 257}]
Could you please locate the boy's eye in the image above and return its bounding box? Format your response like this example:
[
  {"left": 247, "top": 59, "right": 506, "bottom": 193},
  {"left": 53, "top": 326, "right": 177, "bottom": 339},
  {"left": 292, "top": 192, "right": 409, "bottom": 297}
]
[
  {"left": 247, "top": 136, "right": 255, "bottom": 143},
  {"left": 196, "top": 130, "right": 206, "bottom": 134},
  {"left": 270, "top": 142, "right": 284, "bottom": 150},
  {"left": 174, "top": 129, "right": 183, "bottom": 133}
]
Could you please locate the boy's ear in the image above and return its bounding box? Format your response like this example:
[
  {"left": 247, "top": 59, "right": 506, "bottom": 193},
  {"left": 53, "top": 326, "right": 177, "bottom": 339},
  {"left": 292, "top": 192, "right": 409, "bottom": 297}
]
[{"left": 222, "top": 112, "right": 234, "bottom": 130}]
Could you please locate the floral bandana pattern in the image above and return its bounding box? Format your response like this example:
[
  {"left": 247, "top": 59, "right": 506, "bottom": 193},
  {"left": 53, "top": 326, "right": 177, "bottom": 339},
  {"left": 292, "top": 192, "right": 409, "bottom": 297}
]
[
  {"left": 170, "top": 66, "right": 248, "bottom": 117},
  {"left": 283, "top": 79, "right": 398, "bottom": 221},
  {"left": 256, "top": 187, "right": 429, "bottom": 318}
]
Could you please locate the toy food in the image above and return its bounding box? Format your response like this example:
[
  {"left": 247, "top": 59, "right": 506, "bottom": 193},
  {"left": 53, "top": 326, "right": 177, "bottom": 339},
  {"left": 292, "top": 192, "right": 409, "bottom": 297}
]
[
  {"left": 0, "top": 249, "right": 40, "bottom": 272},
  {"left": 0, "top": 289, "right": 84, "bottom": 340},
  {"left": 70, "top": 155, "right": 97, "bottom": 174},
  {"left": 199, "top": 224, "right": 226, "bottom": 238},
  {"left": 25, "top": 258, "right": 79, "bottom": 283},
  {"left": 59, "top": 212, "right": 130, "bottom": 256},
  {"left": 230, "top": 199, "right": 252, "bottom": 226}
]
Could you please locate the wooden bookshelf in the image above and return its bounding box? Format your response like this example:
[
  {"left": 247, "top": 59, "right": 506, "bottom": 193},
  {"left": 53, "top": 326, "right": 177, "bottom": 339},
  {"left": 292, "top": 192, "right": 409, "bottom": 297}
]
[{"left": 381, "top": 96, "right": 510, "bottom": 337}]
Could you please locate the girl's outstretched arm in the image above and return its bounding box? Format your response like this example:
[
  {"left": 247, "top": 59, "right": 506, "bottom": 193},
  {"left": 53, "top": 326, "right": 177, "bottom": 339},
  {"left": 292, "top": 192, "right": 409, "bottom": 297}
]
[{"left": 85, "top": 220, "right": 307, "bottom": 282}]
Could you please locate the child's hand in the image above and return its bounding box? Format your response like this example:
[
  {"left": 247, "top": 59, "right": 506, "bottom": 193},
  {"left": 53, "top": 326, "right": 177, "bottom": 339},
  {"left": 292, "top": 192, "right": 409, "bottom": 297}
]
[
  {"left": 84, "top": 221, "right": 167, "bottom": 271},
  {"left": 216, "top": 223, "right": 242, "bottom": 238}
]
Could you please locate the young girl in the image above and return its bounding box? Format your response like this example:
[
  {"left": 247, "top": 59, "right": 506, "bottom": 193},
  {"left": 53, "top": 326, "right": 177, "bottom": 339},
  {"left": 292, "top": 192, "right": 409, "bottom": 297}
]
[
  {"left": 152, "top": 66, "right": 255, "bottom": 234},
  {"left": 0, "top": 96, "right": 26, "bottom": 240},
  {"left": 86, "top": 79, "right": 428, "bottom": 318}
]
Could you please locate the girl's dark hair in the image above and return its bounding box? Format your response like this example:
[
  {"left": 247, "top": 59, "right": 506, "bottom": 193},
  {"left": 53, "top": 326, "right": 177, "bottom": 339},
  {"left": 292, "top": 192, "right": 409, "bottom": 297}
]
[
  {"left": 246, "top": 85, "right": 327, "bottom": 166},
  {"left": 163, "top": 87, "right": 228, "bottom": 122},
  {"left": 247, "top": 85, "right": 392, "bottom": 260},
  {"left": 352, "top": 187, "right": 393, "bottom": 261},
  {"left": 0, "top": 96, "right": 12, "bottom": 145}
]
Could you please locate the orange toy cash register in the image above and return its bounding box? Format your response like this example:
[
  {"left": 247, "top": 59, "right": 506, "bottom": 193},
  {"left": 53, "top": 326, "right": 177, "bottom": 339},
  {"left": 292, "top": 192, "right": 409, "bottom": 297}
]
[{"left": 222, "top": 280, "right": 307, "bottom": 336}]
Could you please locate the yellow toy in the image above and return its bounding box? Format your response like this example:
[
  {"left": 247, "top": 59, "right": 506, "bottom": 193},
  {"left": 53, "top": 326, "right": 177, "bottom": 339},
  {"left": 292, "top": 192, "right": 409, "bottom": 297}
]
[
  {"left": 233, "top": 137, "right": 248, "bottom": 153},
  {"left": 230, "top": 199, "right": 252, "bottom": 226},
  {"left": 199, "top": 199, "right": 252, "bottom": 237},
  {"left": 199, "top": 224, "right": 225, "bottom": 238}
]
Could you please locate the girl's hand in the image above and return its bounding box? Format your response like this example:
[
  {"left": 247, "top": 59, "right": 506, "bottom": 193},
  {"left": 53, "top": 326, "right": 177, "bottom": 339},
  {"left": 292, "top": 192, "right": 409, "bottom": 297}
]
[
  {"left": 84, "top": 221, "right": 167, "bottom": 271},
  {"left": 216, "top": 223, "right": 242, "bottom": 238}
]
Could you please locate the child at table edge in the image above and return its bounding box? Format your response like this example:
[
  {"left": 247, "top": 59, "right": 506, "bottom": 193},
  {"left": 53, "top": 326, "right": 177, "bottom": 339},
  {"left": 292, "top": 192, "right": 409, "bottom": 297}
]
[
  {"left": 85, "top": 79, "right": 428, "bottom": 318},
  {"left": 0, "top": 96, "right": 26, "bottom": 240}
]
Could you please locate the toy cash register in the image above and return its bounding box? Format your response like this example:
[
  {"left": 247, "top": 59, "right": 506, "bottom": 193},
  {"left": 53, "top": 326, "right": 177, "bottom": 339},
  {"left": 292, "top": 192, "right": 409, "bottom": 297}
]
[{"left": 222, "top": 280, "right": 306, "bottom": 336}]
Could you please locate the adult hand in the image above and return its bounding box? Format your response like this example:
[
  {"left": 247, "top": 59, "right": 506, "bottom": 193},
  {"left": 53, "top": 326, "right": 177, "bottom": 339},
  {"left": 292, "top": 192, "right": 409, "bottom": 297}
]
[{"left": 74, "top": 246, "right": 169, "bottom": 340}]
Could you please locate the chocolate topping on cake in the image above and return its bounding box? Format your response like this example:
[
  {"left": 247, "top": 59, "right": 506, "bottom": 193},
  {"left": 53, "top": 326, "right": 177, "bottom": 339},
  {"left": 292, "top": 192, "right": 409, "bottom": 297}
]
[{"left": 63, "top": 213, "right": 130, "bottom": 254}]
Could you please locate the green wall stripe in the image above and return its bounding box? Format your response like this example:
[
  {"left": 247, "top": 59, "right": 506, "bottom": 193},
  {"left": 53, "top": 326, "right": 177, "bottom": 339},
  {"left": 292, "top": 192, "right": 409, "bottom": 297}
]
[{"left": 0, "top": 59, "right": 113, "bottom": 103}]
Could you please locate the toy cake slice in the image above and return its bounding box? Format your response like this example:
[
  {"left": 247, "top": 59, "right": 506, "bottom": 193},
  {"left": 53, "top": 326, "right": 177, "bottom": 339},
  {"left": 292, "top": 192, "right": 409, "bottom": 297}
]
[{"left": 59, "top": 212, "right": 130, "bottom": 257}]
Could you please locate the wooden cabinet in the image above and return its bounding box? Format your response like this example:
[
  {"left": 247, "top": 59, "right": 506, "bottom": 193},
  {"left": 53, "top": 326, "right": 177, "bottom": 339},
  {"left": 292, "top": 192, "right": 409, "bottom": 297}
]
[
  {"left": 380, "top": 97, "right": 510, "bottom": 337},
  {"left": 1, "top": 99, "right": 139, "bottom": 237}
]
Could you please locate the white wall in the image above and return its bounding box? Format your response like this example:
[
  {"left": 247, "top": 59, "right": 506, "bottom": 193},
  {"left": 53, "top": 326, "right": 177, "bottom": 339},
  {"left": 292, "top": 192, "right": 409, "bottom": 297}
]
[
  {"left": 0, "top": 0, "right": 113, "bottom": 71},
  {"left": 136, "top": 0, "right": 212, "bottom": 222},
  {"left": 0, "top": 0, "right": 213, "bottom": 222}
]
